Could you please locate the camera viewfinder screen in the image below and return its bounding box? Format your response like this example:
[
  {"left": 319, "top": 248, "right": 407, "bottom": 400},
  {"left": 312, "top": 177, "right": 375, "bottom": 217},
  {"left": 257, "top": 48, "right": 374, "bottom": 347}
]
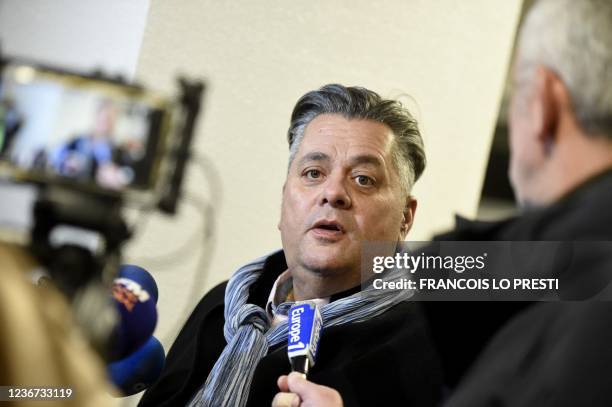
[{"left": 0, "top": 67, "right": 164, "bottom": 192}]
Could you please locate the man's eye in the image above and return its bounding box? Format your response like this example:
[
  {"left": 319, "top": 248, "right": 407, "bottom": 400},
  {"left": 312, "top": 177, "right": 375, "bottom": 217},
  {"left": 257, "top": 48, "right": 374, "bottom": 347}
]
[
  {"left": 304, "top": 169, "right": 322, "bottom": 179},
  {"left": 355, "top": 175, "right": 375, "bottom": 186}
]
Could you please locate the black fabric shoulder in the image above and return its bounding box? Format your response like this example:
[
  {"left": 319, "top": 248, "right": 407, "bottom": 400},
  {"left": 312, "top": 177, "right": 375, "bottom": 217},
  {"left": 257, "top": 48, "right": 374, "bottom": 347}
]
[{"left": 138, "top": 281, "right": 228, "bottom": 407}]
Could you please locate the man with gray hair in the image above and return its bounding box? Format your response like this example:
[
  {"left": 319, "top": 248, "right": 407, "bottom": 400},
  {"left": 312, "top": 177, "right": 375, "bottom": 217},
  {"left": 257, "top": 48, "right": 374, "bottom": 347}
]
[
  {"left": 139, "top": 84, "right": 443, "bottom": 407},
  {"left": 508, "top": 0, "right": 612, "bottom": 207},
  {"left": 272, "top": 0, "right": 612, "bottom": 405}
]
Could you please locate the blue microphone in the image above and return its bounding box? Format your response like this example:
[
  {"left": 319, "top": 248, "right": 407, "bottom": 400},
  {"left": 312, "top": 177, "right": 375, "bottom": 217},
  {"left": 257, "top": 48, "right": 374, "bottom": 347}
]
[
  {"left": 111, "top": 275, "right": 158, "bottom": 360},
  {"left": 287, "top": 302, "right": 323, "bottom": 377},
  {"left": 108, "top": 336, "right": 165, "bottom": 396},
  {"left": 119, "top": 264, "right": 159, "bottom": 304}
]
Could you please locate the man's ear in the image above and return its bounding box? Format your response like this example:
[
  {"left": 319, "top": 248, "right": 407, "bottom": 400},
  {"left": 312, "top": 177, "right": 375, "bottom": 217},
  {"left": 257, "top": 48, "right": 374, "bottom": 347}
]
[
  {"left": 532, "top": 65, "right": 562, "bottom": 155},
  {"left": 399, "top": 197, "right": 417, "bottom": 240}
]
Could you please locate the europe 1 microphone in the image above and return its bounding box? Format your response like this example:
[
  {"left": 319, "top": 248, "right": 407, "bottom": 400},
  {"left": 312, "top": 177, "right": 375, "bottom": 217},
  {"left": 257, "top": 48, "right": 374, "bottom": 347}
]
[{"left": 286, "top": 301, "right": 323, "bottom": 378}]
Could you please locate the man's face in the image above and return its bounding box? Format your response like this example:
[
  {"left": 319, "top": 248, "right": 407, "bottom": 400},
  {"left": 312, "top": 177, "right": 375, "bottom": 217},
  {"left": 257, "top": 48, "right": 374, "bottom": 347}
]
[
  {"left": 94, "top": 104, "right": 117, "bottom": 138},
  {"left": 278, "top": 114, "right": 412, "bottom": 278}
]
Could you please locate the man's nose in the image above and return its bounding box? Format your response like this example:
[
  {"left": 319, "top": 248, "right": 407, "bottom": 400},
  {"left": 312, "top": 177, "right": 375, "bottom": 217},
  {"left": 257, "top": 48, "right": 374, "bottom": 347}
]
[{"left": 320, "top": 174, "right": 352, "bottom": 209}]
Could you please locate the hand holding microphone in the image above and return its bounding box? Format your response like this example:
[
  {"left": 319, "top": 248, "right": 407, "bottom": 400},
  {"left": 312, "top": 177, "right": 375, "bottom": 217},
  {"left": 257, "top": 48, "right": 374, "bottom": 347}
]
[
  {"left": 272, "top": 302, "right": 344, "bottom": 407},
  {"left": 272, "top": 373, "right": 343, "bottom": 407}
]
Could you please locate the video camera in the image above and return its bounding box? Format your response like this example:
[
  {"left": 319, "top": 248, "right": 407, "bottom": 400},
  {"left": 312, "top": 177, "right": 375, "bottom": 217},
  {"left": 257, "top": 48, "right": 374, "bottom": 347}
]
[{"left": 0, "top": 54, "right": 204, "bottom": 313}]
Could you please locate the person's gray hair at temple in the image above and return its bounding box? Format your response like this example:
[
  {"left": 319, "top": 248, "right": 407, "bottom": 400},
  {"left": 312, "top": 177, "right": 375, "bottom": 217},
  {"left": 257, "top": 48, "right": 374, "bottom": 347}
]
[{"left": 515, "top": 0, "right": 612, "bottom": 138}]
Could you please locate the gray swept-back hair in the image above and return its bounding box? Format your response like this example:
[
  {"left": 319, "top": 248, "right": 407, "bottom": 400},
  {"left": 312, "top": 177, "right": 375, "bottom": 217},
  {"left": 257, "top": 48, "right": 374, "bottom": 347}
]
[
  {"left": 286, "top": 84, "right": 426, "bottom": 194},
  {"left": 516, "top": 0, "right": 612, "bottom": 137}
]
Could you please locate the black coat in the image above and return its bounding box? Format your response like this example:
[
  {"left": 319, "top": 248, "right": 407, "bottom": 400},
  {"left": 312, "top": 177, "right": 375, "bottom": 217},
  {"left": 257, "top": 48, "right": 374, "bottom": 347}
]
[
  {"left": 436, "top": 169, "right": 612, "bottom": 406},
  {"left": 139, "top": 250, "right": 444, "bottom": 407}
]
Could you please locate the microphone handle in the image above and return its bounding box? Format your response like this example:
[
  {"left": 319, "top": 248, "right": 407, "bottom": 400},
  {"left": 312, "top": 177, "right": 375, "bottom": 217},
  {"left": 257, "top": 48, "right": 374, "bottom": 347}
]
[{"left": 290, "top": 355, "right": 310, "bottom": 378}]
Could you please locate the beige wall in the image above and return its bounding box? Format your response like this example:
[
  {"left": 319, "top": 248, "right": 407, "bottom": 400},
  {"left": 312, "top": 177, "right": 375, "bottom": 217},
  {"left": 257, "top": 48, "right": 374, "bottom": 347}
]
[
  {"left": 128, "top": 0, "right": 523, "bottom": 361},
  {"left": 0, "top": 0, "right": 150, "bottom": 79}
]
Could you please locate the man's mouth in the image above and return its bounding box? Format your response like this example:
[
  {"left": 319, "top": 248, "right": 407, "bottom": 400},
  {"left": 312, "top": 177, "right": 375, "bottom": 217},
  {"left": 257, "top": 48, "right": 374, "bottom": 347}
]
[{"left": 310, "top": 220, "right": 345, "bottom": 239}]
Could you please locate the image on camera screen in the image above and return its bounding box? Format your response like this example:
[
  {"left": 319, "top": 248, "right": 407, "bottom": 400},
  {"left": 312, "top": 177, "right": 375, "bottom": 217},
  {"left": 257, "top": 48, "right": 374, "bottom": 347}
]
[{"left": 0, "top": 69, "right": 163, "bottom": 192}]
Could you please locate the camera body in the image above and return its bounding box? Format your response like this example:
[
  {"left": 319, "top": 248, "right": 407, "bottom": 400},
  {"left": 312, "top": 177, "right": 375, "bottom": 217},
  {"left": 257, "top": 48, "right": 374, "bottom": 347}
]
[{"left": 0, "top": 56, "right": 204, "bottom": 296}]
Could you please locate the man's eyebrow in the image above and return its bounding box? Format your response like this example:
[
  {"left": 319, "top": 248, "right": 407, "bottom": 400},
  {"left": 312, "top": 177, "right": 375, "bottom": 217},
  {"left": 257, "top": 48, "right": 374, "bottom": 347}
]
[
  {"left": 297, "top": 152, "right": 331, "bottom": 166},
  {"left": 348, "top": 154, "right": 384, "bottom": 168}
]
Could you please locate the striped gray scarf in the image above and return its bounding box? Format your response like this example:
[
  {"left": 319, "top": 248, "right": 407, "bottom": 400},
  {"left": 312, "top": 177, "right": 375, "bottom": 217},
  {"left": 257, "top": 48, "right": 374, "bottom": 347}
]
[{"left": 188, "top": 249, "right": 412, "bottom": 407}]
